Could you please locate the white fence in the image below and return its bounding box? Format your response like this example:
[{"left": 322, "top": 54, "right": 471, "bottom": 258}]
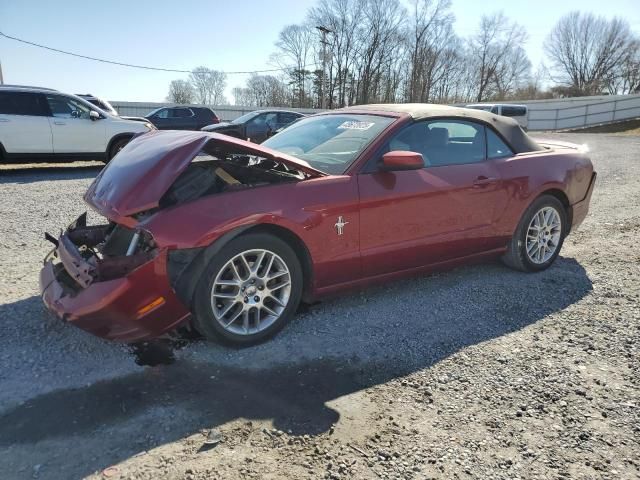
[
  {"left": 111, "top": 93, "right": 640, "bottom": 130},
  {"left": 525, "top": 94, "right": 640, "bottom": 130}
]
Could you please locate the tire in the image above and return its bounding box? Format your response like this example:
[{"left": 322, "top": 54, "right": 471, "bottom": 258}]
[
  {"left": 106, "top": 137, "right": 131, "bottom": 162},
  {"left": 502, "top": 194, "right": 567, "bottom": 272},
  {"left": 192, "top": 233, "right": 303, "bottom": 346}
]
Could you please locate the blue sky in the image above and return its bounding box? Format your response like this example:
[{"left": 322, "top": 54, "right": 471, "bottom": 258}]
[{"left": 1, "top": 0, "right": 639, "bottom": 103}]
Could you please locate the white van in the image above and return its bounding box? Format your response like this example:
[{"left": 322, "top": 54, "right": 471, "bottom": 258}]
[
  {"left": 465, "top": 103, "right": 528, "bottom": 130},
  {"left": 0, "top": 85, "right": 155, "bottom": 162}
]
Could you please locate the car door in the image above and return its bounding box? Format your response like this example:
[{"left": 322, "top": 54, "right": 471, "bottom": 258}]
[
  {"left": 357, "top": 119, "right": 508, "bottom": 278},
  {"left": 171, "top": 107, "right": 196, "bottom": 130},
  {"left": 0, "top": 91, "right": 53, "bottom": 154},
  {"left": 45, "top": 94, "right": 106, "bottom": 154},
  {"left": 149, "top": 108, "right": 171, "bottom": 129},
  {"left": 246, "top": 112, "right": 278, "bottom": 143}
]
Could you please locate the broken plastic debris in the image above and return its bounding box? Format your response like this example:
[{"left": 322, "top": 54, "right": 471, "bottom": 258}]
[{"left": 204, "top": 429, "right": 223, "bottom": 445}]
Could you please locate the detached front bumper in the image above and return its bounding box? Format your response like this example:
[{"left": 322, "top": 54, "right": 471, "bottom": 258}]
[{"left": 39, "top": 229, "right": 191, "bottom": 343}]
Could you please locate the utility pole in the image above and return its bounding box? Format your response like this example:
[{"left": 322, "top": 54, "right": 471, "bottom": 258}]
[
  {"left": 0, "top": 61, "right": 4, "bottom": 85},
  {"left": 316, "top": 25, "right": 332, "bottom": 110}
]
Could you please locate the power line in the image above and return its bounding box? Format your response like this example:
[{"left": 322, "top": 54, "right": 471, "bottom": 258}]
[{"left": 0, "top": 30, "right": 318, "bottom": 75}]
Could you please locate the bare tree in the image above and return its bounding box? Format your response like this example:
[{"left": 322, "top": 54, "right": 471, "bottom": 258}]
[
  {"left": 309, "top": 0, "right": 364, "bottom": 107},
  {"left": 470, "top": 13, "right": 529, "bottom": 102},
  {"left": 274, "top": 24, "right": 315, "bottom": 106},
  {"left": 544, "top": 12, "right": 637, "bottom": 95},
  {"left": 189, "top": 67, "right": 228, "bottom": 104},
  {"left": 245, "top": 74, "right": 292, "bottom": 107},
  {"left": 405, "top": 0, "right": 456, "bottom": 102},
  {"left": 605, "top": 38, "right": 640, "bottom": 94},
  {"left": 353, "top": 0, "right": 405, "bottom": 104},
  {"left": 166, "top": 79, "right": 195, "bottom": 104},
  {"left": 232, "top": 87, "right": 255, "bottom": 106}
]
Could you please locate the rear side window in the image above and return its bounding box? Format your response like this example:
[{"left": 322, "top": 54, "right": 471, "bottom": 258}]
[
  {"left": 0, "top": 92, "right": 48, "bottom": 116},
  {"left": 279, "top": 112, "right": 300, "bottom": 124},
  {"left": 501, "top": 106, "right": 527, "bottom": 117},
  {"left": 486, "top": 128, "right": 514, "bottom": 159},
  {"left": 197, "top": 108, "right": 216, "bottom": 121},
  {"left": 172, "top": 108, "right": 193, "bottom": 118}
]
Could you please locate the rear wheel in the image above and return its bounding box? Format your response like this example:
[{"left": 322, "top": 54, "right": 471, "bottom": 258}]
[
  {"left": 192, "top": 233, "right": 303, "bottom": 346},
  {"left": 106, "top": 137, "right": 131, "bottom": 162},
  {"left": 502, "top": 195, "right": 567, "bottom": 272}
]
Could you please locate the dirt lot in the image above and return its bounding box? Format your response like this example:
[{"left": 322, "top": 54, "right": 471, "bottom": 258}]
[{"left": 0, "top": 133, "right": 638, "bottom": 480}]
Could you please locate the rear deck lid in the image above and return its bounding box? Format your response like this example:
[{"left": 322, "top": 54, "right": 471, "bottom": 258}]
[{"left": 84, "top": 130, "right": 325, "bottom": 220}]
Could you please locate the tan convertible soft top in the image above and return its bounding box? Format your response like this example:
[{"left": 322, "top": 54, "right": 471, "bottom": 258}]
[{"left": 340, "top": 103, "right": 544, "bottom": 153}]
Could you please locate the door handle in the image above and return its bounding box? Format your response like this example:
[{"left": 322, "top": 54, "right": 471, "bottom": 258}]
[
  {"left": 0, "top": 118, "right": 9, "bottom": 122},
  {"left": 473, "top": 176, "right": 498, "bottom": 187},
  {"left": 53, "top": 121, "right": 66, "bottom": 125}
]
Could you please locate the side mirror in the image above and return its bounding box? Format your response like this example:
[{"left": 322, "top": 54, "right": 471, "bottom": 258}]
[
  {"left": 381, "top": 151, "right": 424, "bottom": 171},
  {"left": 89, "top": 110, "right": 101, "bottom": 121}
]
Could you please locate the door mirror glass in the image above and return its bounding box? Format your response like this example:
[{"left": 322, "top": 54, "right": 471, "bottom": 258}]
[
  {"left": 381, "top": 151, "right": 424, "bottom": 171},
  {"left": 89, "top": 110, "right": 101, "bottom": 121}
]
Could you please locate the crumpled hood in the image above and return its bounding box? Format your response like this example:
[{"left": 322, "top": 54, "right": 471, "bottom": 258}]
[{"left": 84, "top": 130, "right": 325, "bottom": 221}]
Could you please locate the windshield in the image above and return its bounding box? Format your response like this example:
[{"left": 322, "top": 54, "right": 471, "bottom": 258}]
[
  {"left": 262, "top": 114, "right": 395, "bottom": 174},
  {"left": 232, "top": 111, "right": 259, "bottom": 124}
]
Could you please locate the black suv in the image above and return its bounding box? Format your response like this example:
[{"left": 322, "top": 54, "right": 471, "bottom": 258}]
[
  {"left": 201, "top": 110, "right": 305, "bottom": 143},
  {"left": 145, "top": 106, "right": 220, "bottom": 130}
]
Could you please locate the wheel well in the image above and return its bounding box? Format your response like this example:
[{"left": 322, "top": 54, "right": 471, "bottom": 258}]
[
  {"left": 169, "top": 223, "right": 315, "bottom": 309},
  {"left": 539, "top": 189, "right": 573, "bottom": 232},
  {"left": 240, "top": 224, "right": 314, "bottom": 302},
  {"left": 106, "top": 133, "right": 134, "bottom": 156}
]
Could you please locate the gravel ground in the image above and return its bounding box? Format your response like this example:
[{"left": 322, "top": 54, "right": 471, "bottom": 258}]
[{"left": 0, "top": 134, "right": 638, "bottom": 480}]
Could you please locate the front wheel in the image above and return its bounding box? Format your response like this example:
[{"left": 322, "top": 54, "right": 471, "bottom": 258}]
[
  {"left": 106, "top": 137, "right": 131, "bottom": 162},
  {"left": 192, "top": 233, "right": 303, "bottom": 346},
  {"left": 502, "top": 195, "right": 567, "bottom": 272}
]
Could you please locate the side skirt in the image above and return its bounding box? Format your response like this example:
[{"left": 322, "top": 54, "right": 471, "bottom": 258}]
[{"left": 311, "top": 247, "right": 508, "bottom": 300}]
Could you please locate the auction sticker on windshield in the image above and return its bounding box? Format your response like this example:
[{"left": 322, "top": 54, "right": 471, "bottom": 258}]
[{"left": 337, "top": 121, "right": 375, "bottom": 130}]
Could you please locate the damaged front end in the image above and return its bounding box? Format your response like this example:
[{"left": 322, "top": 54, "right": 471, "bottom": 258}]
[
  {"left": 40, "top": 130, "right": 323, "bottom": 342},
  {"left": 47, "top": 213, "right": 156, "bottom": 288},
  {"left": 40, "top": 213, "right": 191, "bottom": 342}
]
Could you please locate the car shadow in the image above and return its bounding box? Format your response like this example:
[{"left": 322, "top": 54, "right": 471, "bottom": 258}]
[
  {"left": 0, "top": 164, "right": 102, "bottom": 184},
  {"left": 0, "top": 257, "right": 593, "bottom": 479}
]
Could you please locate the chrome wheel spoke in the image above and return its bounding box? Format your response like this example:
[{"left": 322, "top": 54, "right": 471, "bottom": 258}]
[
  {"left": 268, "top": 294, "right": 286, "bottom": 307},
  {"left": 261, "top": 304, "right": 278, "bottom": 317},
  {"left": 252, "top": 251, "right": 266, "bottom": 274},
  {"left": 267, "top": 270, "right": 288, "bottom": 282},
  {"left": 269, "top": 281, "right": 290, "bottom": 292},
  {"left": 224, "top": 307, "right": 243, "bottom": 328},
  {"left": 214, "top": 292, "right": 237, "bottom": 299},
  {"left": 218, "top": 301, "right": 237, "bottom": 319},
  {"left": 242, "top": 310, "right": 249, "bottom": 333},
  {"left": 261, "top": 255, "right": 275, "bottom": 278}
]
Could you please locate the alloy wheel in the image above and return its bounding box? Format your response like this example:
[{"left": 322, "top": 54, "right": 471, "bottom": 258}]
[
  {"left": 210, "top": 249, "right": 292, "bottom": 335},
  {"left": 525, "top": 206, "right": 562, "bottom": 264}
]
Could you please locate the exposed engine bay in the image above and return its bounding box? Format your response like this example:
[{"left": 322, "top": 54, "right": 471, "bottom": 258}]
[
  {"left": 160, "top": 150, "right": 306, "bottom": 209},
  {"left": 45, "top": 213, "right": 157, "bottom": 293}
]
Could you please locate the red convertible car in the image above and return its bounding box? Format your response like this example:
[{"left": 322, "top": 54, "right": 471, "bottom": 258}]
[{"left": 40, "top": 104, "right": 596, "bottom": 345}]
